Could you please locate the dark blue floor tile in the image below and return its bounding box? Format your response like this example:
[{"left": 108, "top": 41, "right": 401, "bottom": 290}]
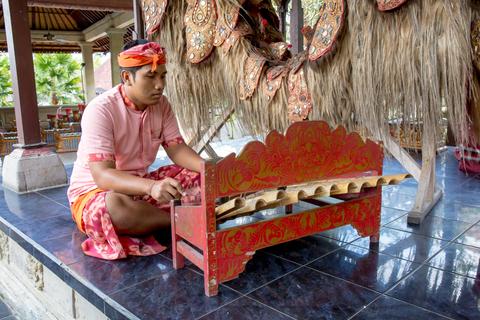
[
  {"left": 381, "top": 207, "right": 408, "bottom": 225},
  {"left": 430, "top": 201, "right": 480, "bottom": 224},
  {"left": 110, "top": 269, "right": 239, "bottom": 320},
  {"left": 308, "top": 244, "right": 420, "bottom": 293},
  {"left": 248, "top": 267, "right": 379, "bottom": 320},
  {"left": 0, "top": 301, "right": 12, "bottom": 318},
  {"left": 435, "top": 175, "right": 472, "bottom": 190},
  {"left": 350, "top": 227, "right": 448, "bottom": 264},
  {"left": 426, "top": 242, "right": 480, "bottom": 279},
  {"left": 454, "top": 224, "right": 480, "bottom": 249},
  {"left": 382, "top": 183, "right": 417, "bottom": 196},
  {"left": 222, "top": 252, "right": 298, "bottom": 294},
  {"left": 199, "top": 297, "right": 293, "bottom": 320},
  {"left": 316, "top": 224, "right": 362, "bottom": 243},
  {"left": 15, "top": 214, "right": 74, "bottom": 243},
  {"left": 0, "top": 189, "right": 70, "bottom": 225},
  {"left": 382, "top": 192, "right": 416, "bottom": 211},
  {"left": 37, "top": 186, "right": 70, "bottom": 207},
  {"left": 447, "top": 190, "right": 480, "bottom": 208},
  {"left": 351, "top": 295, "right": 450, "bottom": 319},
  {"left": 387, "top": 265, "right": 480, "bottom": 319},
  {"left": 38, "top": 230, "right": 87, "bottom": 265},
  {"left": 263, "top": 235, "right": 344, "bottom": 265},
  {"left": 69, "top": 253, "right": 173, "bottom": 294},
  {"left": 385, "top": 214, "right": 472, "bottom": 241},
  {"left": 460, "top": 177, "right": 480, "bottom": 194}
]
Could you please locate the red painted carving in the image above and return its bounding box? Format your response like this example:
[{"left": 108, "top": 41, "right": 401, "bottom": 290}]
[
  {"left": 216, "top": 195, "right": 380, "bottom": 259},
  {"left": 171, "top": 121, "right": 384, "bottom": 296},
  {"left": 215, "top": 121, "right": 383, "bottom": 197}
]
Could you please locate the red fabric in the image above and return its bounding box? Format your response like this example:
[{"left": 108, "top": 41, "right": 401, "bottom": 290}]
[
  {"left": 79, "top": 165, "right": 200, "bottom": 260},
  {"left": 455, "top": 145, "right": 480, "bottom": 174},
  {"left": 117, "top": 42, "right": 167, "bottom": 72}
]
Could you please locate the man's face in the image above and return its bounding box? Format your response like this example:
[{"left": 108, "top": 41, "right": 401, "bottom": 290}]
[{"left": 124, "top": 64, "right": 167, "bottom": 106}]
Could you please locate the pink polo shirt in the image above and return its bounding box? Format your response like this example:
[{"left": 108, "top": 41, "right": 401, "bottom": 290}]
[{"left": 67, "top": 85, "right": 184, "bottom": 203}]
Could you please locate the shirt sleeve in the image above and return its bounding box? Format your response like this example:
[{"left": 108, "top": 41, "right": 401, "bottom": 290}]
[
  {"left": 161, "top": 100, "right": 185, "bottom": 148},
  {"left": 79, "top": 102, "right": 115, "bottom": 162}
]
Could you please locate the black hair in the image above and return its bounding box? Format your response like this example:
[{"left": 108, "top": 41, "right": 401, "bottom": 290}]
[{"left": 119, "top": 39, "right": 150, "bottom": 83}]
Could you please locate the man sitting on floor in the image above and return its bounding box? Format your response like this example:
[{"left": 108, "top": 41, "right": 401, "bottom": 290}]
[{"left": 67, "top": 40, "right": 203, "bottom": 260}]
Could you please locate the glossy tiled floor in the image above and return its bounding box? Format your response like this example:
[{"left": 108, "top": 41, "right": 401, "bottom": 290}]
[{"left": 0, "top": 149, "right": 479, "bottom": 319}]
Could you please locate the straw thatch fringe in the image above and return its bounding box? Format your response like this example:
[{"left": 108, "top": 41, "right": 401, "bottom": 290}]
[{"left": 155, "top": 0, "right": 472, "bottom": 145}]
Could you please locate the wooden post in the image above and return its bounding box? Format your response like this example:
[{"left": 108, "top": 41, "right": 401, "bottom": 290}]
[
  {"left": 3, "top": 0, "right": 42, "bottom": 147},
  {"left": 278, "top": 0, "right": 289, "bottom": 39},
  {"left": 383, "top": 128, "right": 442, "bottom": 225},
  {"left": 290, "top": 0, "right": 304, "bottom": 54},
  {"left": 132, "top": 0, "right": 145, "bottom": 40},
  {"left": 407, "top": 120, "right": 442, "bottom": 224}
]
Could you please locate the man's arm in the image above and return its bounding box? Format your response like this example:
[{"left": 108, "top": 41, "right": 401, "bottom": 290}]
[
  {"left": 89, "top": 161, "right": 184, "bottom": 203},
  {"left": 164, "top": 142, "right": 203, "bottom": 173}
]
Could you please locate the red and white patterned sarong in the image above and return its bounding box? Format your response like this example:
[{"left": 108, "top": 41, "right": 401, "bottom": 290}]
[{"left": 78, "top": 165, "right": 200, "bottom": 260}]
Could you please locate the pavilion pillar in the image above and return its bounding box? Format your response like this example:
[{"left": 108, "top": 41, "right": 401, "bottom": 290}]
[
  {"left": 290, "top": 0, "right": 304, "bottom": 54},
  {"left": 1, "top": 0, "right": 67, "bottom": 193},
  {"left": 79, "top": 42, "right": 96, "bottom": 103},
  {"left": 108, "top": 28, "right": 125, "bottom": 86}
]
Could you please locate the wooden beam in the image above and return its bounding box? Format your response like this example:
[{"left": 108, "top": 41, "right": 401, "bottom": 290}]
[
  {"left": 0, "top": 30, "right": 84, "bottom": 43},
  {"left": 27, "top": 0, "right": 133, "bottom": 11},
  {"left": 3, "top": 0, "right": 42, "bottom": 146},
  {"left": 83, "top": 12, "right": 133, "bottom": 42}
]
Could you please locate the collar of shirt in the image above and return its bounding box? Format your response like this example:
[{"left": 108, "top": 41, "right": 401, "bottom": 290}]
[{"left": 119, "top": 84, "right": 147, "bottom": 112}]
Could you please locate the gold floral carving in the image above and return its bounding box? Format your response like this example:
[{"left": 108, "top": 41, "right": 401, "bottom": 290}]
[
  {"left": 221, "top": 21, "right": 253, "bottom": 54},
  {"left": 377, "top": 0, "right": 408, "bottom": 11},
  {"left": 286, "top": 53, "right": 312, "bottom": 121},
  {"left": 308, "top": 0, "right": 345, "bottom": 61},
  {"left": 214, "top": 1, "right": 244, "bottom": 47},
  {"left": 185, "top": 0, "right": 217, "bottom": 64},
  {"left": 239, "top": 52, "right": 266, "bottom": 100},
  {"left": 141, "top": 0, "right": 168, "bottom": 36},
  {"left": 262, "top": 64, "right": 288, "bottom": 101}
]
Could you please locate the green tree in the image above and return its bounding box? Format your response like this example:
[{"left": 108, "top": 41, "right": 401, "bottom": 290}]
[
  {"left": 0, "top": 55, "right": 13, "bottom": 107},
  {"left": 34, "top": 53, "right": 83, "bottom": 105}
]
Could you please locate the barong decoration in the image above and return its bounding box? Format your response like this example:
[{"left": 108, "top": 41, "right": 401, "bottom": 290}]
[
  {"left": 142, "top": 0, "right": 168, "bottom": 36},
  {"left": 239, "top": 51, "right": 267, "bottom": 100},
  {"left": 185, "top": 0, "right": 217, "bottom": 64},
  {"left": 308, "top": 0, "right": 346, "bottom": 61},
  {"left": 262, "top": 64, "right": 288, "bottom": 101},
  {"left": 377, "top": 0, "right": 409, "bottom": 12},
  {"left": 213, "top": 1, "right": 244, "bottom": 47},
  {"left": 221, "top": 21, "right": 253, "bottom": 54},
  {"left": 472, "top": 19, "right": 480, "bottom": 72}
]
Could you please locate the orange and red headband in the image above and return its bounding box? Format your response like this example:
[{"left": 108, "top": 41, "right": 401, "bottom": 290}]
[{"left": 117, "top": 42, "right": 167, "bottom": 72}]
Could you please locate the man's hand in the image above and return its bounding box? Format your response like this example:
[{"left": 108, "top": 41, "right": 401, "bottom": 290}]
[{"left": 149, "top": 178, "right": 184, "bottom": 203}]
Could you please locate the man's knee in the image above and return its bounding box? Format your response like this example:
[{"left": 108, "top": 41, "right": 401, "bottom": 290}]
[{"left": 106, "top": 193, "right": 137, "bottom": 232}]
